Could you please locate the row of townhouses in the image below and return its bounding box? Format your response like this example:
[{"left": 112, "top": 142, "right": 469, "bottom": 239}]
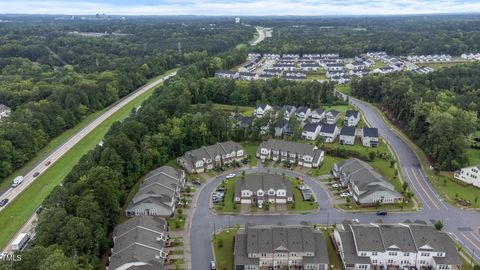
[
  {"left": 234, "top": 174, "right": 293, "bottom": 205},
  {"left": 233, "top": 221, "right": 461, "bottom": 270},
  {"left": 461, "top": 53, "right": 480, "bottom": 61},
  {"left": 126, "top": 166, "right": 186, "bottom": 217},
  {"left": 234, "top": 223, "right": 329, "bottom": 270},
  {"left": 254, "top": 104, "right": 342, "bottom": 124},
  {"left": 177, "top": 141, "right": 245, "bottom": 173},
  {"left": 108, "top": 216, "right": 169, "bottom": 270},
  {"left": 407, "top": 54, "right": 452, "bottom": 62},
  {"left": 333, "top": 220, "right": 462, "bottom": 270},
  {"left": 257, "top": 139, "right": 325, "bottom": 168},
  {"left": 332, "top": 158, "right": 403, "bottom": 205}
]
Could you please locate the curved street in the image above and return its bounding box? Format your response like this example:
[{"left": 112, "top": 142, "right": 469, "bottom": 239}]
[{"left": 186, "top": 99, "right": 480, "bottom": 269}]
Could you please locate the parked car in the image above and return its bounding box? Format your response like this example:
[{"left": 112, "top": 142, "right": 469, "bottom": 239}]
[
  {"left": 340, "top": 192, "right": 351, "bottom": 198},
  {"left": 0, "top": 199, "right": 8, "bottom": 207},
  {"left": 332, "top": 183, "right": 340, "bottom": 188},
  {"left": 210, "top": 261, "right": 216, "bottom": 270},
  {"left": 351, "top": 219, "right": 360, "bottom": 224},
  {"left": 242, "top": 159, "right": 248, "bottom": 164},
  {"left": 216, "top": 188, "right": 225, "bottom": 193},
  {"left": 226, "top": 173, "right": 235, "bottom": 179},
  {"left": 45, "top": 161, "right": 51, "bottom": 166},
  {"left": 33, "top": 172, "right": 40, "bottom": 177},
  {"left": 258, "top": 202, "right": 263, "bottom": 209},
  {"left": 192, "top": 179, "right": 201, "bottom": 185},
  {"left": 376, "top": 211, "right": 388, "bottom": 216}
]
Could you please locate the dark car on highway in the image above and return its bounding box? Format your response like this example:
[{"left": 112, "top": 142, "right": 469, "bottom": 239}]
[
  {"left": 33, "top": 172, "right": 40, "bottom": 177},
  {"left": 0, "top": 199, "right": 9, "bottom": 207},
  {"left": 376, "top": 210, "right": 388, "bottom": 216}
]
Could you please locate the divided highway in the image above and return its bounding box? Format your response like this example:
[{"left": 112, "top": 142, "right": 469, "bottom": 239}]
[
  {"left": 0, "top": 71, "right": 176, "bottom": 212},
  {"left": 0, "top": 71, "right": 176, "bottom": 251}
]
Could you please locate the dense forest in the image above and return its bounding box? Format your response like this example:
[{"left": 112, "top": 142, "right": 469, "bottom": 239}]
[
  {"left": 248, "top": 15, "right": 480, "bottom": 56},
  {"left": 351, "top": 63, "right": 480, "bottom": 170},
  {"left": 0, "top": 16, "right": 254, "bottom": 180},
  {"left": 0, "top": 42, "right": 339, "bottom": 268}
]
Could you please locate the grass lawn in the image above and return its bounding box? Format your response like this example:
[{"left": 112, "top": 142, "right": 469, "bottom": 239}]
[
  {"left": 323, "top": 104, "right": 352, "bottom": 113},
  {"left": 337, "top": 199, "right": 414, "bottom": 212},
  {"left": 0, "top": 72, "right": 169, "bottom": 250},
  {"left": 422, "top": 61, "right": 467, "bottom": 70},
  {"left": 210, "top": 103, "right": 255, "bottom": 117},
  {"left": 323, "top": 229, "right": 343, "bottom": 269},
  {"left": 466, "top": 148, "right": 480, "bottom": 166},
  {"left": 323, "top": 140, "right": 404, "bottom": 193},
  {"left": 308, "top": 156, "right": 346, "bottom": 177},
  {"left": 213, "top": 229, "right": 237, "bottom": 270},
  {"left": 433, "top": 172, "right": 480, "bottom": 208},
  {"left": 167, "top": 215, "right": 186, "bottom": 231},
  {"left": 287, "top": 179, "right": 319, "bottom": 212},
  {"left": 369, "top": 60, "right": 388, "bottom": 70},
  {"left": 335, "top": 84, "right": 352, "bottom": 95},
  {"left": 241, "top": 141, "right": 259, "bottom": 166},
  {"left": 307, "top": 70, "right": 327, "bottom": 81},
  {"left": 213, "top": 177, "right": 241, "bottom": 214}
]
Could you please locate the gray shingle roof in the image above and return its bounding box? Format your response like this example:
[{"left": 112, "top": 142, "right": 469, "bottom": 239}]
[
  {"left": 340, "top": 126, "right": 356, "bottom": 136},
  {"left": 257, "top": 139, "right": 323, "bottom": 161},
  {"left": 326, "top": 109, "right": 339, "bottom": 117},
  {"left": 110, "top": 216, "right": 167, "bottom": 270},
  {"left": 235, "top": 174, "right": 292, "bottom": 197},
  {"left": 303, "top": 122, "right": 320, "bottom": 133},
  {"left": 363, "top": 127, "right": 378, "bottom": 138},
  {"left": 242, "top": 224, "right": 323, "bottom": 254},
  {"left": 320, "top": 123, "right": 337, "bottom": 134},
  {"left": 340, "top": 222, "right": 462, "bottom": 267},
  {"left": 179, "top": 141, "right": 244, "bottom": 168},
  {"left": 345, "top": 110, "right": 359, "bottom": 118},
  {"left": 296, "top": 106, "right": 309, "bottom": 114}
]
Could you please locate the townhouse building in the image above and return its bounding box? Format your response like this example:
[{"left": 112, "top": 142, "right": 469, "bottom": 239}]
[
  {"left": 257, "top": 139, "right": 324, "bottom": 168},
  {"left": 234, "top": 174, "right": 293, "bottom": 205},
  {"left": 332, "top": 158, "right": 403, "bottom": 205},
  {"left": 333, "top": 221, "right": 462, "bottom": 270},
  {"left": 177, "top": 141, "right": 245, "bottom": 173},
  {"left": 108, "top": 216, "right": 169, "bottom": 270},
  {"left": 234, "top": 223, "right": 329, "bottom": 270},
  {"left": 126, "top": 166, "right": 186, "bottom": 217}
]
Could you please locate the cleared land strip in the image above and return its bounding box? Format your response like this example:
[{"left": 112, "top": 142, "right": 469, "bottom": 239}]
[{"left": 0, "top": 70, "right": 177, "bottom": 250}]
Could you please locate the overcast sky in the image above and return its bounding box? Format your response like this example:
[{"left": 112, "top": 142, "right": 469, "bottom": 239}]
[{"left": 1, "top": 0, "right": 480, "bottom": 16}]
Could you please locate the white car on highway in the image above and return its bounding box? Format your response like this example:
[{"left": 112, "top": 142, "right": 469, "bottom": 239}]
[{"left": 226, "top": 173, "right": 236, "bottom": 179}]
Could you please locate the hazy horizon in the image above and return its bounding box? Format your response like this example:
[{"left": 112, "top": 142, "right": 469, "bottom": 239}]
[{"left": 1, "top": 0, "right": 480, "bottom": 16}]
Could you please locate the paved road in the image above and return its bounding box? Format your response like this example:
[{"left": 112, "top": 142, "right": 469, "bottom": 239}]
[
  {"left": 0, "top": 71, "right": 176, "bottom": 252},
  {"left": 250, "top": 26, "right": 267, "bottom": 46},
  {"left": 0, "top": 71, "right": 176, "bottom": 213},
  {"left": 189, "top": 99, "right": 480, "bottom": 269}
]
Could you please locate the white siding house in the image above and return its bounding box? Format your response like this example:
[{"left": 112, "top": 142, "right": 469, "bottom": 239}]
[{"left": 454, "top": 165, "right": 480, "bottom": 188}]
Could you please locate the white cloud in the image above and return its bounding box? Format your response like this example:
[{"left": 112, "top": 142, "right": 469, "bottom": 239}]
[{"left": 1, "top": 0, "right": 479, "bottom": 15}]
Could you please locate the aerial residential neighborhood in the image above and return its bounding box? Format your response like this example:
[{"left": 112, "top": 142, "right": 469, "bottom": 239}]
[{"left": 0, "top": 3, "right": 478, "bottom": 270}]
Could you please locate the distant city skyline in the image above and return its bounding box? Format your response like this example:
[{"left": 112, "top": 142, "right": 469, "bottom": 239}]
[{"left": 1, "top": 0, "right": 480, "bottom": 16}]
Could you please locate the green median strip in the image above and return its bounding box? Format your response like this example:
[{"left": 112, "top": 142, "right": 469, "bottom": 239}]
[{"left": 0, "top": 73, "right": 170, "bottom": 250}]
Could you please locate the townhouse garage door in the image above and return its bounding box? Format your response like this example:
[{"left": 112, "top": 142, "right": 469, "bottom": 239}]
[
  {"left": 276, "top": 198, "right": 287, "bottom": 204},
  {"left": 241, "top": 199, "right": 252, "bottom": 204}
]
